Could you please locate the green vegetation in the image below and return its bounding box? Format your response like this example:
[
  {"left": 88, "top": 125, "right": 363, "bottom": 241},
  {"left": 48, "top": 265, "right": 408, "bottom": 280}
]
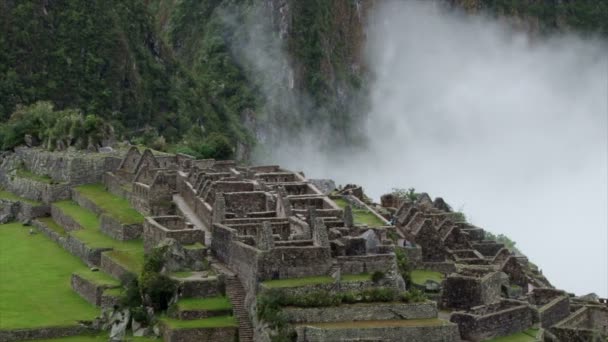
[
  {"left": 74, "top": 184, "right": 144, "bottom": 225},
  {"left": 342, "top": 273, "right": 372, "bottom": 282},
  {"left": 16, "top": 168, "right": 53, "bottom": 183},
  {"left": 161, "top": 315, "right": 237, "bottom": 329},
  {"left": 395, "top": 248, "right": 413, "bottom": 285},
  {"left": 0, "top": 188, "right": 41, "bottom": 205},
  {"left": 411, "top": 270, "right": 444, "bottom": 286},
  {"left": 171, "top": 271, "right": 194, "bottom": 278},
  {"left": 392, "top": 188, "right": 419, "bottom": 202},
  {"left": 183, "top": 242, "right": 206, "bottom": 250},
  {"left": 0, "top": 102, "right": 113, "bottom": 151},
  {"left": 53, "top": 201, "right": 99, "bottom": 229},
  {"left": 176, "top": 296, "right": 232, "bottom": 312},
  {"left": 28, "top": 333, "right": 158, "bottom": 341},
  {"left": 73, "top": 269, "right": 120, "bottom": 287},
  {"left": 485, "top": 328, "right": 539, "bottom": 342},
  {"left": 38, "top": 217, "right": 67, "bottom": 237},
  {"left": 53, "top": 200, "right": 145, "bottom": 273},
  {"left": 485, "top": 231, "right": 521, "bottom": 254},
  {"left": 0, "top": 223, "right": 99, "bottom": 329},
  {"left": 333, "top": 198, "right": 386, "bottom": 226}
]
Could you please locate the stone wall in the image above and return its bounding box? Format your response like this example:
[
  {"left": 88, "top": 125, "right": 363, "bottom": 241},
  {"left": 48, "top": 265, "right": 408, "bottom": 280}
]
[
  {"left": 212, "top": 224, "right": 238, "bottom": 263},
  {"left": 143, "top": 216, "right": 204, "bottom": 253},
  {"left": 2, "top": 175, "right": 71, "bottom": 203},
  {"left": 258, "top": 246, "right": 332, "bottom": 280},
  {"left": 70, "top": 273, "right": 118, "bottom": 306},
  {"left": 162, "top": 325, "right": 237, "bottom": 342},
  {"left": 16, "top": 147, "right": 122, "bottom": 184},
  {"left": 259, "top": 279, "right": 397, "bottom": 298},
  {"left": 283, "top": 301, "right": 437, "bottom": 323},
  {"left": 100, "top": 252, "right": 136, "bottom": 280},
  {"left": 538, "top": 295, "right": 570, "bottom": 328},
  {"left": 177, "top": 277, "right": 222, "bottom": 298},
  {"left": 450, "top": 300, "right": 536, "bottom": 341},
  {"left": 100, "top": 214, "right": 142, "bottom": 241},
  {"left": 0, "top": 326, "right": 95, "bottom": 342},
  {"left": 1, "top": 199, "right": 49, "bottom": 222},
  {"left": 296, "top": 322, "right": 460, "bottom": 342},
  {"left": 442, "top": 271, "right": 502, "bottom": 309},
  {"left": 102, "top": 172, "right": 132, "bottom": 199},
  {"left": 51, "top": 204, "right": 83, "bottom": 232},
  {"left": 336, "top": 254, "right": 396, "bottom": 274},
  {"left": 420, "top": 261, "right": 457, "bottom": 275}
]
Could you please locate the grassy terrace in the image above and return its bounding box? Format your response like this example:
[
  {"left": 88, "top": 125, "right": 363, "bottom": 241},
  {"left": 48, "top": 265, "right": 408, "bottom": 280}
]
[
  {"left": 0, "top": 188, "right": 41, "bottom": 205},
  {"left": 177, "top": 296, "right": 232, "bottom": 312},
  {"left": 411, "top": 270, "right": 444, "bottom": 286},
  {"left": 333, "top": 198, "right": 386, "bottom": 226},
  {"left": 16, "top": 168, "right": 54, "bottom": 184},
  {"left": 485, "top": 329, "right": 539, "bottom": 342},
  {"left": 53, "top": 200, "right": 145, "bottom": 273},
  {"left": 28, "top": 334, "right": 158, "bottom": 341},
  {"left": 302, "top": 318, "right": 449, "bottom": 329},
  {"left": 262, "top": 273, "right": 371, "bottom": 288},
  {"left": 161, "top": 316, "right": 237, "bottom": 329},
  {"left": 73, "top": 269, "right": 120, "bottom": 287},
  {"left": 0, "top": 223, "right": 99, "bottom": 330},
  {"left": 38, "top": 217, "right": 67, "bottom": 237},
  {"left": 74, "top": 184, "right": 144, "bottom": 225}
]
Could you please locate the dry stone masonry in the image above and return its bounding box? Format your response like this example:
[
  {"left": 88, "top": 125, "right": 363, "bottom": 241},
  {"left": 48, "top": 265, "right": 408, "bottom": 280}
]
[{"left": 1, "top": 145, "right": 607, "bottom": 341}]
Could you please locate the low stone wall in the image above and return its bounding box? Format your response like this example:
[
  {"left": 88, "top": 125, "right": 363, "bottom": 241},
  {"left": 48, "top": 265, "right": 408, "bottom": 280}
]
[
  {"left": 162, "top": 325, "right": 237, "bottom": 342},
  {"left": 102, "top": 172, "right": 132, "bottom": 200},
  {"left": 177, "top": 277, "right": 221, "bottom": 298},
  {"left": 0, "top": 325, "right": 94, "bottom": 342},
  {"left": 336, "top": 254, "right": 396, "bottom": 274},
  {"left": 100, "top": 214, "right": 142, "bottom": 241},
  {"left": 295, "top": 322, "right": 460, "bottom": 342},
  {"left": 72, "top": 189, "right": 104, "bottom": 216},
  {"left": 3, "top": 175, "right": 71, "bottom": 203},
  {"left": 170, "top": 307, "right": 231, "bottom": 320},
  {"left": 441, "top": 271, "right": 501, "bottom": 309},
  {"left": 259, "top": 279, "right": 396, "bottom": 298},
  {"left": 538, "top": 295, "right": 570, "bottom": 328},
  {"left": 258, "top": 246, "right": 332, "bottom": 281},
  {"left": 34, "top": 219, "right": 66, "bottom": 246},
  {"left": 100, "top": 252, "right": 135, "bottom": 280},
  {"left": 450, "top": 301, "right": 536, "bottom": 341},
  {"left": 51, "top": 204, "right": 83, "bottom": 232},
  {"left": 64, "top": 235, "right": 112, "bottom": 266},
  {"left": 100, "top": 291, "right": 122, "bottom": 309},
  {"left": 283, "top": 301, "right": 437, "bottom": 323},
  {"left": 1, "top": 199, "right": 49, "bottom": 222},
  {"left": 70, "top": 273, "right": 118, "bottom": 306}
]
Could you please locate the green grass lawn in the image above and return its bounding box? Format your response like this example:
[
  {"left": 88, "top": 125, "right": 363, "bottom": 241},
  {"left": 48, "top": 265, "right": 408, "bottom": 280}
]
[
  {"left": 485, "top": 329, "right": 539, "bottom": 342},
  {"left": 262, "top": 273, "right": 372, "bottom": 288},
  {"left": 303, "top": 318, "right": 448, "bottom": 329},
  {"left": 16, "top": 168, "right": 54, "bottom": 184},
  {"left": 0, "top": 189, "right": 41, "bottom": 205},
  {"left": 28, "top": 333, "right": 158, "bottom": 341},
  {"left": 161, "top": 315, "right": 237, "bottom": 329},
  {"left": 171, "top": 271, "right": 194, "bottom": 278},
  {"left": 177, "top": 296, "right": 232, "bottom": 311},
  {"left": 53, "top": 201, "right": 145, "bottom": 273},
  {"left": 333, "top": 198, "right": 386, "bottom": 226},
  {"left": 54, "top": 201, "right": 100, "bottom": 230},
  {"left": 0, "top": 223, "right": 99, "bottom": 330},
  {"left": 411, "top": 270, "right": 444, "bottom": 286},
  {"left": 74, "top": 184, "right": 144, "bottom": 225},
  {"left": 73, "top": 269, "right": 120, "bottom": 287},
  {"left": 38, "top": 217, "right": 67, "bottom": 237}
]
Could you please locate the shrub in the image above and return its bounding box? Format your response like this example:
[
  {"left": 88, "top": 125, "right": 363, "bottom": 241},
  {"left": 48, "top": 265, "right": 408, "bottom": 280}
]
[
  {"left": 140, "top": 273, "right": 177, "bottom": 311},
  {"left": 395, "top": 248, "right": 412, "bottom": 285},
  {"left": 371, "top": 271, "right": 385, "bottom": 284},
  {"left": 119, "top": 274, "right": 141, "bottom": 308},
  {"left": 401, "top": 289, "right": 427, "bottom": 303},
  {"left": 359, "top": 288, "right": 398, "bottom": 302},
  {"left": 131, "top": 306, "right": 149, "bottom": 325}
]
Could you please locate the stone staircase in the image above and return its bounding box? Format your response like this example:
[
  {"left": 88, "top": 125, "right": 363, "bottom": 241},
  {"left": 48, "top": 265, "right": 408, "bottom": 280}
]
[{"left": 225, "top": 276, "right": 254, "bottom": 342}]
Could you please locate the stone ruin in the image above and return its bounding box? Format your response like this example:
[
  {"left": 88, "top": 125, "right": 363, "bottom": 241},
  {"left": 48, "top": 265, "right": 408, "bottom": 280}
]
[{"left": 0, "top": 145, "right": 606, "bottom": 342}]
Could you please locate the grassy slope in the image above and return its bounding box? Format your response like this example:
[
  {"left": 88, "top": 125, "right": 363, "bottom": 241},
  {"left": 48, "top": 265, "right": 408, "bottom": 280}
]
[
  {"left": 411, "top": 270, "right": 445, "bottom": 286},
  {"left": 161, "top": 315, "right": 237, "bottom": 329},
  {"left": 0, "top": 223, "right": 99, "bottom": 330},
  {"left": 28, "top": 334, "right": 158, "bottom": 342},
  {"left": 333, "top": 198, "right": 386, "bottom": 226},
  {"left": 53, "top": 200, "right": 145, "bottom": 273},
  {"left": 74, "top": 184, "right": 144, "bottom": 225},
  {"left": 0, "top": 189, "right": 41, "bottom": 205},
  {"left": 485, "top": 328, "right": 539, "bottom": 342}
]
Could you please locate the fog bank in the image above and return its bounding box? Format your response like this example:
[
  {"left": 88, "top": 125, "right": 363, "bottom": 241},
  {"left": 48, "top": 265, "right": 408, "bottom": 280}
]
[{"left": 257, "top": 1, "right": 608, "bottom": 296}]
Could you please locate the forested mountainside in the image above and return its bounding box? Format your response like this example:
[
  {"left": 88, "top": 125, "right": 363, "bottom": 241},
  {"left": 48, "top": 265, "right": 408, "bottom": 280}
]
[{"left": 0, "top": 0, "right": 606, "bottom": 158}]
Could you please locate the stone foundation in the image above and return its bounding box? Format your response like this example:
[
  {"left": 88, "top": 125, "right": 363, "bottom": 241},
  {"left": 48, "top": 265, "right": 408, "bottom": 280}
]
[
  {"left": 283, "top": 301, "right": 437, "bottom": 323},
  {"left": 100, "top": 214, "right": 142, "bottom": 241},
  {"left": 0, "top": 325, "right": 94, "bottom": 342},
  {"left": 162, "top": 325, "right": 237, "bottom": 342},
  {"left": 70, "top": 273, "right": 119, "bottom": 307}
]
